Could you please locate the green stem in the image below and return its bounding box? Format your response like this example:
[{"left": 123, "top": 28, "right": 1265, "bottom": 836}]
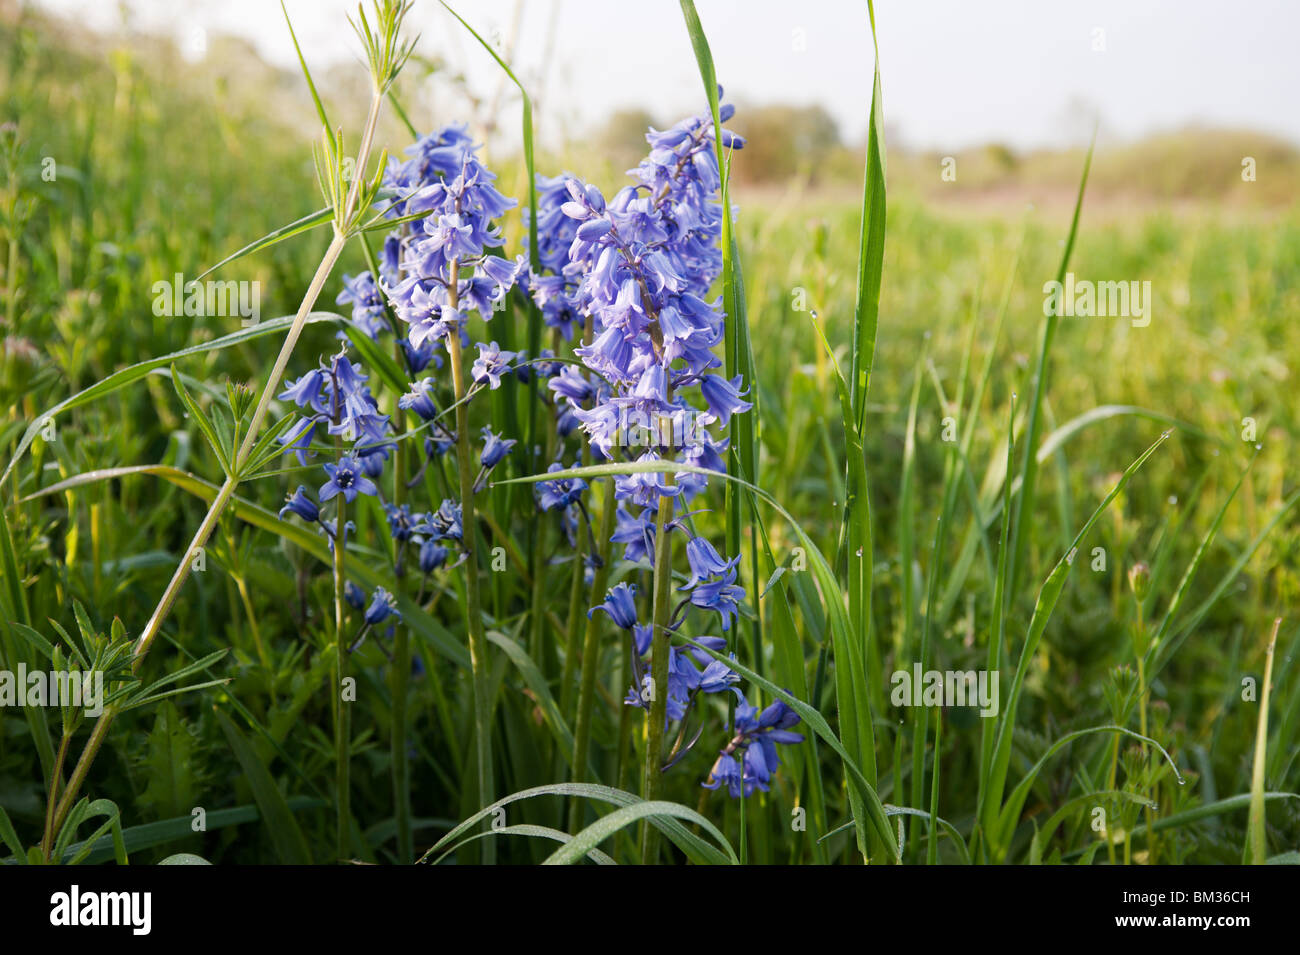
[
  {"left": 640, "top": 476, "right": 675, "bottom": 864},
  {"left": 333, "top": 483, "right": 350, "bottom": 862},
  {"left": 560, "top": 521, "right": 587, "bottom": 718},
  {"left": 5, "top": 236, "right": 17, "bottom": 335},
  {"left": 389, "top": 341, "right": 413, "bottom": 865},
  {"left": 568, "top": 475, "right": 618, "bottom": 832},
  {"left": 41, "top": 732, "right": 70, "bottom": 861},
  {"left": 1136, "top": 620, "right": 1155, "bottom": 863},
  {"left": 446, "top": 277, "right": 495, "bottom": 865}
]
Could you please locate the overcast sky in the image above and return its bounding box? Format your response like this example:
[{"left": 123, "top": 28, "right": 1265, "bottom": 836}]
[{"left": 33, "top": 0, "right": 1300, "bottom": 150}]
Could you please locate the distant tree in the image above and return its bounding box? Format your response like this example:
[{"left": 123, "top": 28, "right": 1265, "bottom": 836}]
[{"left": 730, "top": 104, "right": 842, "bottom": 184}]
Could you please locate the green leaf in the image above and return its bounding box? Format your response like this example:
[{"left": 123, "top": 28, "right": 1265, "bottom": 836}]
[
  {"left": 194, "top": 206, "right": 334, "bottom": 284},
  {"left": 1008, "top": 137, "right": 1094, "bottom": 598},
  {"left": 983, "top": 430, "right": 1170, "bottom": 852},
  {"left": 849, "top": 0, "right": 886, "bottom": 431},
  {"left": 542, "top": 801, "right": 734, "bottom": 866},
  {"left": 0, "top": 806, "right": 27, "bottom": 862},
  {"left": 280, "top": 0, "right": 334, "bottom": 151},
  {"left": 170, "top": 365, "right": 233, "bottom": 475},
  {"left": 435, "top": 824, "right": 616, "bottom": 866},
  {"left": 420, "top": 783, "right": 735, "bottom": 866},
  {"left": 55, "top": 798, "right": 324, "bottom": 865},
  {"left": 1245, "top": 619, "right": 1280, "bottom": 863},
  {"left": 214, "top": 707, "right": 312, "bottom": 864},
  {"left": 2, "top": 312, "right": 342, "bottom": 487},
  {"left": 994, "top": 724, "right": 1181, "bottom": 854},
  {"left": 23, "top": 465, "right": 470, "bottom": 668},
  {"left": 485, "top": 630, "right": 576, "bottom": 767}
]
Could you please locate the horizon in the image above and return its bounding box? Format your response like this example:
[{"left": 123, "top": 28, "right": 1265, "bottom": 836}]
[{"left": 24, "top": 0, "right": 1300, "bottom": 152}]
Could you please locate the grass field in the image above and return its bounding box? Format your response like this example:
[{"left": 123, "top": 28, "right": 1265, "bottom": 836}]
[{"left": 1, "top": 1, "right": 1297, "bottom": 866}]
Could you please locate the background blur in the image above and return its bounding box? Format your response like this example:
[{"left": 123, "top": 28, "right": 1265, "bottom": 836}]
[{"left": 14, "top": 0, "right": 1300, "bottom": 211}]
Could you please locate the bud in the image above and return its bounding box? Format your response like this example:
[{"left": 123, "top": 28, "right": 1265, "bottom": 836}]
[{"left": 1127, "top": 562, "right": 1151, "bottom": 601}]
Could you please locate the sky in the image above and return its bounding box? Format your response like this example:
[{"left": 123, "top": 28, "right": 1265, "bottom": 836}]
[{"left": 32, "top": 0, "right": 1300, "bottom": 151}]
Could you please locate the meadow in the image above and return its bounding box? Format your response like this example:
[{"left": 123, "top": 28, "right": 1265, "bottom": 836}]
[{"left": 0, "top": 0, "right": 1297, "bottom": 866}]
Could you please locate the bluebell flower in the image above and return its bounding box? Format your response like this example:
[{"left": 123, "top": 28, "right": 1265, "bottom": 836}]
[
  {"left": 418, "top": 539, "right": 450, "bottom": 573},
  {"left": 336, "top": 271, "right": 389, "bottom": 339},
  {"left": 611, "top": 505, "right": 656, "bottom": 564},
  {"left": 418, "top": 500, "right": 463, "bottom": 541},
  {"left": 385, "top": 503, "right": 416, "bottom": 542},
  {"left": 280, "top": 486, "right": 320, "bottom": 523},
  {"left": 589, "top": 582, "right": 638, "bottom": 630},
  {"left": 704, "top": 751, "right": 744, "bottom": 797},
  {"left": 327, "top": 352, "right": 389, "bottom": 443},
  {"left": 277, "top": 351, "right": 391, "bottom": 470},
  {"left": 277, "top": 415, "right": 319, "bottom": 465},
  {"left": 548, "top": 365, "right": 594, "bottom": 406},
  {"left": 344, "top": 580, "right": 366, "bottom": 611},
  {"left": 479, "top": 427, "right": 516, "bottom": 470},
  {"left": 688, "top": 566, "right": 744, "bottom": 631},
  {"left": 401, "top": 335, "right": 442, "bottom": 374},
  {"left": 364, "top": 587, "right": 401, "bottom": 626},
  {"left": 398, "top": 377, "right": 439, "bottom": 421},
  {"left": 632, "top": 623, "right": 653, "bottom": 657},
  {"left": 279, "top": 368, "right": 330, "bottom": 415},
  {"left": 471, "top": 341, "right": 515, "bottom": 389},
  {"left": 699, "top": 374, "right": 753, "bottom": 427},
  {"left": 536, "top": 461, "right": 588, "bottom": 512},
  {"left": 685, "top": 635, "right": 728, "bottom": 666},
  {"left": 320, "top": 453, "right": 379, "bottom": 503},
  {"left": 358, "top": 443, "right": 391, "bottom": 479},
  {"left": 703, "top": 693, "right": 804, "bottom": 798},
  {"left": 382, "top": 128, "right": 520, "bottom": 350},
  {"left": 682, "top": 535, "right": 739, "bottom": 588}
]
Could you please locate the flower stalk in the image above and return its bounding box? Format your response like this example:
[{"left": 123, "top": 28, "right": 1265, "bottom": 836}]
[
  {"left": 444, "top": 265, "right": 496, "bottom": 866},
  {"left": 640, "top": 473, "right": 675, "bottom": 864}
]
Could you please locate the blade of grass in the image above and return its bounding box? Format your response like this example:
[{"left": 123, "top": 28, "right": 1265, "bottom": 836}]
[
  {"left": 1007, "top": 137, "right": 1094, "bottom": 598},
  {"left": 984, "top": 429, "right": 1171, "bottom": 855},
  {"left": 1245, "top": 618, "right": 1281, "bottom": 863}
]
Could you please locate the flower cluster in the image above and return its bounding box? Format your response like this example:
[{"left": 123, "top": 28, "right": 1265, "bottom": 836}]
[
  {"left": 534, "top": 97, "right": 800, "bottom": 797},
  {"left": 276, "top": 348, "right": 392, "bottom": 492},
  {"left": 276, "top": 104, "right": 799, "bottom": 800},
  {"left": 703, "top": 697, "right": 805, "bottom": 798},
  {"left": 382, "top": 127, "right": 525, "bottom": 352},
  {"left": 522, "top": 172, "right": 584, "bottom": 342}
]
